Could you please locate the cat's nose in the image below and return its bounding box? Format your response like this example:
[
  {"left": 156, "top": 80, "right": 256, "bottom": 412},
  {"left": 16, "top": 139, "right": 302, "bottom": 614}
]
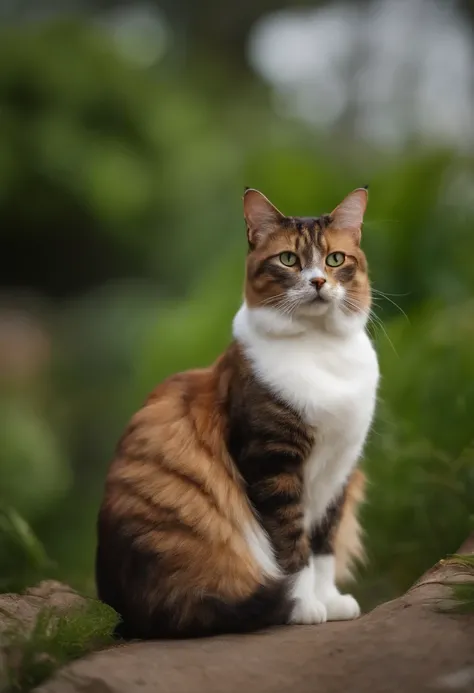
[{"left": 311, "top": 276, "right": 326, "bottom": 290}]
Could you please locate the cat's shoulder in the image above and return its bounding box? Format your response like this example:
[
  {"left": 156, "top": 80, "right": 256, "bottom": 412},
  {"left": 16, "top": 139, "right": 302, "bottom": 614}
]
[{"left": 144, "top": 366, "right": 215, "bottom": 406}]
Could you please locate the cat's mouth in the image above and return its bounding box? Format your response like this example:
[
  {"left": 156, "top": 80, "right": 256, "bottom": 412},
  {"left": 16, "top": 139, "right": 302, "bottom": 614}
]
[{"left": 310, "top": 294, "right": 329, "bottom": 304}]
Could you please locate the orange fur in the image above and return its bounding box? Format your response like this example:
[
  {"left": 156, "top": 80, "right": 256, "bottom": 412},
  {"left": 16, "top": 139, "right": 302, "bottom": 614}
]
[{"left": 103, "top": 364, "right": 265, "bottom": 607}]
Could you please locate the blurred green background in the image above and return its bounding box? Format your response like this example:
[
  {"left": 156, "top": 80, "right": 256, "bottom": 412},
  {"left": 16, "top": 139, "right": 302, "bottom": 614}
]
[{"left": 1, "top": 0, "right": 474, "bottom": 610}]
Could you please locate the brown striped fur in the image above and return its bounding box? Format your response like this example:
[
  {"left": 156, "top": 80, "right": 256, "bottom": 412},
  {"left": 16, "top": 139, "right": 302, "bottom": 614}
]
[{"left": 96, "top": 189, "right": 370, "bottom": 638}]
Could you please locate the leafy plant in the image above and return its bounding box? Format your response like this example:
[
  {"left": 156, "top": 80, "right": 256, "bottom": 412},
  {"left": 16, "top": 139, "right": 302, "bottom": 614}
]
[
  {"left": 441, "top": 554, "right": 474, "bottom": 614},
  {"left": 0, "top": 507, "right": 54, "bottom": 593},
  {"left": 3, "top": 600, "right": 120, "bottom": 692}
]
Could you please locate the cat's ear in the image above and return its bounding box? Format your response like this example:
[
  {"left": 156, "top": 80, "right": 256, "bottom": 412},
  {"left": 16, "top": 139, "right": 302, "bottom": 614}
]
[
  {"left": 243, "top": 188, "right": 284, "bottom": 246},
  {"left": 330, "top": 187, "right": 368, "bottom": 243}
]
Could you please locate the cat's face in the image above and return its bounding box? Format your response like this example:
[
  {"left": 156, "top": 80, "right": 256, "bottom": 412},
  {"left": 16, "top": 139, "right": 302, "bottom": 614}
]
[{"left": 243, "top": 188, "right": 370, "bottom": 326}]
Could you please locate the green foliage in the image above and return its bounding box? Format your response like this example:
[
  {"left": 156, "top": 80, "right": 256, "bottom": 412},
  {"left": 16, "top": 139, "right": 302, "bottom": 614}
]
[
  {"left": 359, "top": 305, "right": 474, "bottom": 603},
  {"left": 0, "top": 19, "right": 249, "bottom": 296},
  {"left": 0, "top": 507, "right": 54, "bottom": 594},
  {"left": 0, "top": 21, "right": 163, "bottom": 225},
  {"left": 3, "top": 600, "right": 120, "bottom": 692},
  {"left": 434, "top": 555, "right": 474, "bottom": 615},
  {"left": 448, "top": 583, "right": 474, "bottom": 614},
  {"left": 0, "top": 402, "right": 71, "bottom": 523}
]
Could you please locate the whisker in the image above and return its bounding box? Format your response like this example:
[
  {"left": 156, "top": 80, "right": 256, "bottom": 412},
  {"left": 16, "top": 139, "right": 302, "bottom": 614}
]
[
  {"left": 370, "top": 289, "right": 410, "bottom": 322},
  {"left": 264, "top": 294, "right": 301, "bottom": 318},
  {"left": 260, "top": 293, "right": 288, "bottom": 307},
  {"left": 345, "top": 287, "right": 409, "bottom": 323},
  {"left": 371, "top": 289, "right": 411, "bottom": 298},
  {"left": 259, "top": 288, "right": 399, "bottom": 355},
  {"left": 343, "top": 293, "right": 399, "bottom": 358},
  {"left": 257, "top": 293, "right": 304, "bottom": 319},
  {"left": 367, "top": 310, "right": 399, "bottom": 358}
]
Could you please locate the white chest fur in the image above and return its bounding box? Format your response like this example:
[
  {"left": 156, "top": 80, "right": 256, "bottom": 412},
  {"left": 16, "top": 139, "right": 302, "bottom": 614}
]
[{"left": 234, "top": 305, "right": 379, "bottom": 531}]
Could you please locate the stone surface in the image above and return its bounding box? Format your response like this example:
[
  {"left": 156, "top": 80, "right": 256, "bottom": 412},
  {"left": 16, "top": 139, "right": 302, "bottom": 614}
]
[
  {"left": 31, "top": 536, "right": 474, "bottom": 693},
  {"left": 0, "top": 581, "right": 86, "bottom": 692},
  {"left": 0, "top": 581, "right": 84, "bottom": 636}
]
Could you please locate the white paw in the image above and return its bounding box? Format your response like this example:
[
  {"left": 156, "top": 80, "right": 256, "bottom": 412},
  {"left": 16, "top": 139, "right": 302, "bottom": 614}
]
[
  {"left": 290, "top": 597, "right": 327, "bottom": 625},
  {"left": 324, "top": 593, "right": 361, "bottom": 621}
]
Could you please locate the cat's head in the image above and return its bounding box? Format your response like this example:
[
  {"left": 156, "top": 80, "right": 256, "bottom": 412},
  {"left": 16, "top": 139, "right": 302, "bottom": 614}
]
[{"left": 243, "top": 188, "right": 370, "bottom": 332}]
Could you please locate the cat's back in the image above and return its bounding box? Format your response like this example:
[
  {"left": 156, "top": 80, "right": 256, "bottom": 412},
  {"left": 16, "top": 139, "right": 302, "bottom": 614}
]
[
  {"left": 100, "top": 362, "right": 240, "bottom": 524},
  {"left": 101, "top": 368, "right": 212, "bottom": 485}
]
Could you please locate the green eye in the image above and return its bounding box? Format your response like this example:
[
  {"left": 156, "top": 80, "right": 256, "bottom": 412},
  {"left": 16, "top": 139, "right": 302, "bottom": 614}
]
[
  {"left": 279, "top": 252, "right": 298, "bottom": 267},
  {"left": 326, "top": 252, "right": 345, "bottom": 268}
]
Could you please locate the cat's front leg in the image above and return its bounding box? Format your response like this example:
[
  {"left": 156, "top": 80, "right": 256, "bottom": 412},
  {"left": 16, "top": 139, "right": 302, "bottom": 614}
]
[
  {"left": 312, "top": 554, "right": 360, "bottom": 620},
  {"left": 269, "top": 514, "right": 329, "bottom": 624},
  {"left": 265, "top": 518, "right": 328, "bottom": 624},
  {"left": 255, "top": 490, "right": 328, "bottom": 624},
  {"left": 310, "top": 494, "right": 361, "bottom": 621},
  {"left": 288, "top": 559, "right": 327, "bottom": 625}
]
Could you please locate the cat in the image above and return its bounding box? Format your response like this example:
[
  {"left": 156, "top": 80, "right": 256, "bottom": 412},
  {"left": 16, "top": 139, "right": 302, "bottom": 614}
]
[{"left": 96, "top": 186, "right": 379, "bottom": 639}]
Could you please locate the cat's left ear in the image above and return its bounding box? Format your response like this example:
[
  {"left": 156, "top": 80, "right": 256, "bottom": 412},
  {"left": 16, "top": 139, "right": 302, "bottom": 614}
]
[
  {"left": 330, "top": 187, "right": 368, "bottom": 244},
  {"left": 243, "top": 188, "right": 284, "bottom": 246}
]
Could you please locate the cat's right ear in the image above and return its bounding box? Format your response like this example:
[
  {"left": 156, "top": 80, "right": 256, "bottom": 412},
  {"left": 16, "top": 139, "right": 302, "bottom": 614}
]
[{"left": 243, "top": 188, "right": 283, "bottom": 246}]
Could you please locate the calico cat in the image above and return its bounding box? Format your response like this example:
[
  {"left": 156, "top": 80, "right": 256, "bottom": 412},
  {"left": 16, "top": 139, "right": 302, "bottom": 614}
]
[{"left": 96, "top": 187, "right": 379, "bottom": 639}]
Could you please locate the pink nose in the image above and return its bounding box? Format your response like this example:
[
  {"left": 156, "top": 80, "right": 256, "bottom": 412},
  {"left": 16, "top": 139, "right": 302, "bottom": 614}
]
[{"left": 311, "top": 276, "right": 326, "bottom": 290}]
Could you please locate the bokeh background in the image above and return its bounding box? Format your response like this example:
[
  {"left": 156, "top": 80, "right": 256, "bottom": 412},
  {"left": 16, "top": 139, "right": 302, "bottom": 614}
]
[{"left": 1, "top": 0, "right": 474, "bottom": 610}]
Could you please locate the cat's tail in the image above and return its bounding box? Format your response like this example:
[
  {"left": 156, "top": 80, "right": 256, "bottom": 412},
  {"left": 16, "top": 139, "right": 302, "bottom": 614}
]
[
  {"left": 114, "top": 577, "right": 292, "bottom": 640},
  {"left": 194, "top": 577, "right": 292, "bottom": 637}
]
